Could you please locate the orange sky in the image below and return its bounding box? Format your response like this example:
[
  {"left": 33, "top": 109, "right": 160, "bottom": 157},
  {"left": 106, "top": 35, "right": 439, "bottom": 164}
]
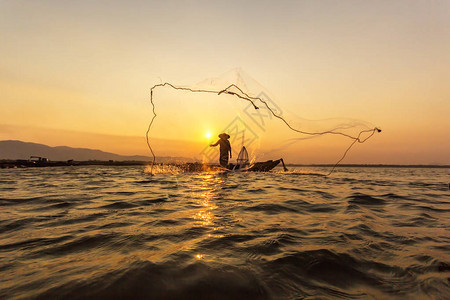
[{"left": 0, "top": 1, "right": 449, "bottom": 164}]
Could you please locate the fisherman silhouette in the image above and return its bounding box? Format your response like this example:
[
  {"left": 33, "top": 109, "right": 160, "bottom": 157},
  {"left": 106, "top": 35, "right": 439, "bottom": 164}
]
[{"left": 210, "top": 133, "right": 232, "bottom": 168}]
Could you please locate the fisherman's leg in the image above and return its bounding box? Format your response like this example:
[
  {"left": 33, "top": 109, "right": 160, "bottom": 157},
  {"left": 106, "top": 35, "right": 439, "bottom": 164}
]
[
  {"left": 219, "top": 159, "right": 226, "bottom": 167},
  {"left": 219, "top": 156, "right": 229, "bottom": 168}
]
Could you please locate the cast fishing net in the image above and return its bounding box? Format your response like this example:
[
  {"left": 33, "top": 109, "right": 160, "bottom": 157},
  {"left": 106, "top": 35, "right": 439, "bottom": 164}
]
[{"left": 146, "top": 68, "right": 381, "bottom": 175}]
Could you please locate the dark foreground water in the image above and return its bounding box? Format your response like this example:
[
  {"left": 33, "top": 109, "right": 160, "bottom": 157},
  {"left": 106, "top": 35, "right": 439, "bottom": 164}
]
[{"left": 0, "top": 166, "right": 449, "bottom": 299}]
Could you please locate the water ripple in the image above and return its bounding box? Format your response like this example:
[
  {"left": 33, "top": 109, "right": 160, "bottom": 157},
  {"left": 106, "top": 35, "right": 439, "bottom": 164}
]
[{"left": 0, "top": 166, "right": 448, "bottom": 299}]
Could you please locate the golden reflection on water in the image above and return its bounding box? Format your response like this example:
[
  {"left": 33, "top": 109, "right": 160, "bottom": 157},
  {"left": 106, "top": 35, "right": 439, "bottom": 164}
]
[
  {"left": 193, "top": 173, "right": 224, "bottom": 227},
  {"left": 190, "top": 173, "right": 227, "bottom": 262}
]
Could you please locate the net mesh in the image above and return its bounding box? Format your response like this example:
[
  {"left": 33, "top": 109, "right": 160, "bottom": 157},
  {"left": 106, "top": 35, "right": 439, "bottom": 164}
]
[{"left": 236, "top": 146, "right": 249, "bottom": 167}]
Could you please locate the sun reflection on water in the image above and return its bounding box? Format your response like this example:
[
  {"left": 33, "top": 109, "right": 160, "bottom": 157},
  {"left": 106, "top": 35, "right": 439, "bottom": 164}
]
[{"left": 192, "top": 173, "right": 225, "bottom": 228}]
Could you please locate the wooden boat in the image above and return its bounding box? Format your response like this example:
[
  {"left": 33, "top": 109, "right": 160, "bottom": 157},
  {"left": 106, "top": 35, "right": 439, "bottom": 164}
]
[
  {"left": 226, "top": 146, "right": 288, "bottom": 172},
  {"left": 172, "top": 147, "right": 288, "bottom": 173},
  {"left": 228, "top": 158, "right": 287, "bottom": 172},
  {"left": 181, "top": 158, "right": 287, "bottom": 173}
]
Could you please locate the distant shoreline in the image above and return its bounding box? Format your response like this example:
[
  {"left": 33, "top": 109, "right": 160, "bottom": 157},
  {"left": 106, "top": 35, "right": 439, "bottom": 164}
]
[
  {"left": 0, "top": 159, "right": 448, "bottom": 169},
  {"left": 0, "top": 159, "right": 149, "bottom": 168}
]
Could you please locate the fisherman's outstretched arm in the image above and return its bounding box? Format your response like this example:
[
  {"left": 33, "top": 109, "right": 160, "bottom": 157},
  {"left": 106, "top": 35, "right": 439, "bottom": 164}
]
[{"left": 210, "top": 140, "right": 220, "bottom": 147}]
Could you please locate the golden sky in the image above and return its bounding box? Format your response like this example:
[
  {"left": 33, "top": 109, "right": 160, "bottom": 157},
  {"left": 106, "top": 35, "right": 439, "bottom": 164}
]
[{"left": 0, "top": 1, "right": 449, "bottom": 164}]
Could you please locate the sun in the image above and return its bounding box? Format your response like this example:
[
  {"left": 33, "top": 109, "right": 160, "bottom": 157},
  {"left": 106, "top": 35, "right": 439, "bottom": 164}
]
[{"left": 205, "top": 132, "right": 212, "bottom": 139}]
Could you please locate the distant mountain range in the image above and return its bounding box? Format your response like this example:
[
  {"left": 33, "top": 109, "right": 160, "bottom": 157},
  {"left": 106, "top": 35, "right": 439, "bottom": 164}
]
[{"left": 0, "top": 140, "right": 194, "bottom": 162}]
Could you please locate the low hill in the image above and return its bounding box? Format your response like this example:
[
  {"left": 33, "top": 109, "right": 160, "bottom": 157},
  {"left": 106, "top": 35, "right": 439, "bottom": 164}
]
[{"left": 0, "top": 140, "right": 193, "bottom": 162}]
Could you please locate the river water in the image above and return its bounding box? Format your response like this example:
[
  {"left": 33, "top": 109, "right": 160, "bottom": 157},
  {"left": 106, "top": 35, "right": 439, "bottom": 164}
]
[{"left": 0, "top": 166, "right": 449, "bottom": 299}]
